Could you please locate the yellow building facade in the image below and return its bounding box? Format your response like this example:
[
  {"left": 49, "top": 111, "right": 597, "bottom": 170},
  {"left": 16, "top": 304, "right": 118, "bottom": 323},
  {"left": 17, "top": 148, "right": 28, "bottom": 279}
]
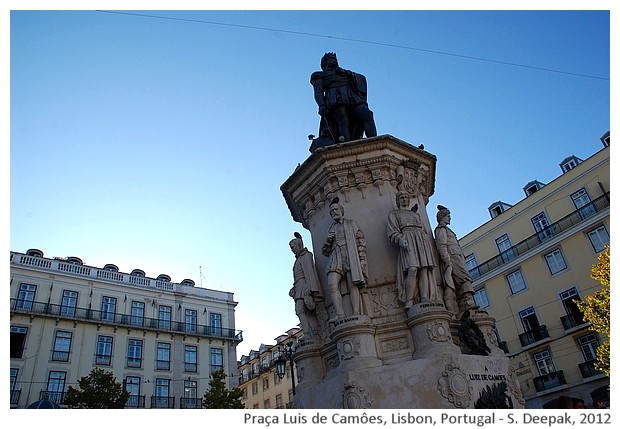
[
  {"left": 459, "top": 134, "right": 610, "bottom": 408},
  {"left": 10, "top": 249, "right": 242, "bottom": 409},
  {"left": 237, "top": 327, "right": 301, "bottom": 409}
]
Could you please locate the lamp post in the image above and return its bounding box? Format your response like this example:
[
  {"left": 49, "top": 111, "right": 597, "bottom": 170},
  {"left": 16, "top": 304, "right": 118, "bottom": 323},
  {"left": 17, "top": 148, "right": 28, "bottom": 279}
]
[{"left": 274, "top": 341, "right": 296, "bottom": 395}]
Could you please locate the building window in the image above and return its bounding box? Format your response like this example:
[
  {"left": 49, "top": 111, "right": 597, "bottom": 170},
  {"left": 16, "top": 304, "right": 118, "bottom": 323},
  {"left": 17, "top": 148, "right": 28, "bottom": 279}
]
[
  {"left": 96, "top": 335, "right": 113, "bottom": 366},
  {"left": 242, "top": 387, "right": 248, "bottom": 400},
  {"left": 156, "top": 342, "right": 171, "bottom": 370},
  {"left": 158, "top": 305, "right": 172, "bottom": 330},
  {"left": 47, "top": 371, "right": 66, "bottom": 403},
  {"left": 495, "top": 234, "right": 516, "bottom": 262},
  {"left": 560, "top": 288, "right": 581, "bottom": 315},
  {"left": 531, "top": 212, "right": 553, "bottom": 242},
  {"left": 264, "top": 399, "right": 270, "bottom": 409},
  {"left": 561, "top": 158, "right": 579, "bottom": 173},
  {"left": 185, "top": 309, "right": 197, "bottom": 332},
  {"left": 276, "top": 394, "right": 283, "bottom": 409},
  {"left": 506, "top": 269, "right": 527, "bottom": 294},
  {"left": 101, "top": 296, "right": 117, "bottom": 322},
  {"left": 577, "top": 333, "right": 600, "bottom": 362},
  {"left": 465, "top": 253, "right": 479, "bottom": 277},
  {"left": 519, "top": 307, "right": 541, "bottom": 333},
  {"left": 251, "top": 382, "right": 258, "bottom": 396},
  {"left": 130, "top": 301, "right": 145, "bottom": 326},
  {"left": 184, "top": 345, "right": 198, "bottom": 373},
  {"left": 154, "top": 378, "right": 171, "bottom": 408},
  {"left": 571, "top": 188, "right": 596, "bottom": 219},
  {"left": 52, "top": 331, "right": 72, "bottom": 362},
  {"left": 544, "top": 249, "right": 568, "bottom": 275},
  {"left": 211, "top": 348, "right": 223, "bottom": 373},
  {"left": 263, "top": 378, "right": 269, "bottom": 391},
  {"left": 587, "top": 225, "right": 609, "bottom": 253},
  {"left": 533, "top": 349, "right": 555, "bottom": 376},
  {"left": 125, "top": 376, "right": 142, "bottom": 408},
  {"left": 210, "top": 313, "right": 222, "bottom": 336},
  {"left": 183, "top": 379, "right": 199, "bottom": 408},
  {"left": 60, "top": 290, "right": 78, "bottom": 316},
  {"left": 127, "top": 339, "right": 143, "bottom": 368},
  {"left": 10, "top": 326, "right": 28, "bottom": 358},
  {"left": 16, "top": 283, "right": 37, "bottom": 310},
  {"left": 473, "top": 286, "right": 490, "bottom": 309}
]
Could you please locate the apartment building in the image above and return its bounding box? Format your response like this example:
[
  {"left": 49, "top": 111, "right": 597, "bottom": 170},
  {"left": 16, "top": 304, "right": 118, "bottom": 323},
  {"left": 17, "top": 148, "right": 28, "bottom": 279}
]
[
  {"left": 459, "top": 132, "right": 610, "bottom": 408},
  {"left": 10, "top": 248, "right": 242, "bottom": 409},
  {"left": 237, "top": 327, "right": 301, "bottom": 409}
]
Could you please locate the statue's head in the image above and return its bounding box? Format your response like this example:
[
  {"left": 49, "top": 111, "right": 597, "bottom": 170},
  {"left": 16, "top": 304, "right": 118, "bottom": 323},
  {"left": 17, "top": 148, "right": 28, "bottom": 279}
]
[
  {"left": 437, "top": 205, "right": 451, "bottom": 224},
  {"left": 321, "top": 52, "right": 338, "bottom": 70},
  {"left": 396, "top": 191, "right": 411, "bottom": 209},
  {"left": 329, "top": 196, "right": 344, "bottom": 220},
  {"left": 289, "top": 232, "right": 304, "bottom": 255}
]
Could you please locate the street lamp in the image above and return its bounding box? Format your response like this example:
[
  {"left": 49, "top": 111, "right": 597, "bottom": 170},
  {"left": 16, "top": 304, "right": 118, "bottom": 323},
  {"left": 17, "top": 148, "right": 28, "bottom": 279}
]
[{"left": 274, "top": 341, "right": 296, "bottom": 395}]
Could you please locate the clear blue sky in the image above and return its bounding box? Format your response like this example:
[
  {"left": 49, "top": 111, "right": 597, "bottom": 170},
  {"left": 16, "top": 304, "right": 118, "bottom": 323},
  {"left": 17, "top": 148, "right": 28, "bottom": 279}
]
[{"left": 7, "top": 5, "right": 612, "bottom": 358}]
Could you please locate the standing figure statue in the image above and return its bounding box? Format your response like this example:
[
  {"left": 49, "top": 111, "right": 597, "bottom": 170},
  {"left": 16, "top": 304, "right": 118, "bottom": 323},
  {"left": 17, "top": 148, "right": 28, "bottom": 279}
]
[
  {"left": 387, "top": 191, "right": 437, "bottom": 309},
  {"left": 310, "top": 52, "right": 377, "bottom": 147},
  {"left": 322, "top": 197, "right": 368, "bottom": 322},
  {"left": 289, "top": 232, "right": 323, "bottom": 339},
  {"left": 434, "top": 205, "right": 477, "bottom": 315}
]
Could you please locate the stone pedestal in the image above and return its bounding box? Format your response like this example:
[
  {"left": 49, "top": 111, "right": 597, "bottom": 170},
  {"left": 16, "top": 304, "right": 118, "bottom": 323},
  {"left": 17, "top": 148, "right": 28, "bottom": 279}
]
[{"left": 281, "top": 135, "right": 524, "bottom": 409}]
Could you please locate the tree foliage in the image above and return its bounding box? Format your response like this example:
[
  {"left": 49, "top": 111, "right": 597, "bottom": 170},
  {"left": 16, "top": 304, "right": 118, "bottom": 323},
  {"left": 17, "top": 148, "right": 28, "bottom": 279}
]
[
  {"left": 63, "top": 367, "right": 130, "bottom": 408},
  {"left": 576, "top": 245, "right": 610, "bottom": 377},
  {"left": 202, "top": 368, "right": 245, "bottom": 409}
]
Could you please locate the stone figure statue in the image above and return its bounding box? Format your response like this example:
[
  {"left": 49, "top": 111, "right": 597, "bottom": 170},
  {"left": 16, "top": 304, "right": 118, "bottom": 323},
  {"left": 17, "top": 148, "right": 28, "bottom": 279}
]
[
  {"left": 289, "top": 232, "right": 323, "bottom": 339},
  {"left": 322, "top": 197, "right": 368, "bottom": 321},
  {"left": 458, "top": 310, "right": 491, "bottom": 356},
  {"left": 387, "top": 191, "right": 437, "bottom": 309},
  {"left": 310, "top": 52, "right": 377, "bottom": 150},
  {"left": 434, "top": 205, "right": 477, "bottom": 315}
]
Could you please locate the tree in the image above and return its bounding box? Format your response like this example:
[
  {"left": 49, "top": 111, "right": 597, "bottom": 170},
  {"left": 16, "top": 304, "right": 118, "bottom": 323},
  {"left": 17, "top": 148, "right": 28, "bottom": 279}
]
[
  {"left": 576, "top": 245, "right": 610, "bottom": 377},
  {"left": 63, "top": 367, "right": 130, "bottom": 409},
  {"left": 202, "top": 368, "right": 244, "bottom": 409}
]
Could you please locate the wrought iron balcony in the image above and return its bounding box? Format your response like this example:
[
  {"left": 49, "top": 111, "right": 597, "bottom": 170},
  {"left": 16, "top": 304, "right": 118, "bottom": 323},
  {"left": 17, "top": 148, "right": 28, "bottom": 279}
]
[
  {"left": 40, "top": 390, "right": 65, "bottom": 403},
  {"left": 150, "top": 395, "right": 175, "bottom": 409},
  {"left": 10, "top": 298, "right": 242, "bottom": 342},
  {"left": 469, "top": 193, "right": 609, "bottom": 279},
  {"left": 125, "top": 394, "right": 146, "bottom": 408},
  {"left": 579, "top": 360, "right": 604, "bottom": 378},
  {"left": 561, "top": 311, "right": 586, "bottom": 330},
  {"left": 518, "top": 325, "right": 549, "bottom": 347},
  {"left": 180, "top": 397, "right": 202, "bottom": 409},
  {"left": 533, "top": 370, "right": 566, "bottom": 392}
]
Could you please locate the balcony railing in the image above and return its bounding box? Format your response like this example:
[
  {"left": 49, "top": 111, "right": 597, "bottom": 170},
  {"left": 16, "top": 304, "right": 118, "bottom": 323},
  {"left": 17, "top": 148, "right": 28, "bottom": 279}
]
[
  {"left": 180, "top": 397, "right": 202, "bottom": 409},
  {"left": 150, "top": 396, "right": 175, "bottom": 409},
  {"left": 10, "top": 298, "right": 243, "bottom": 341},
  {"left": 51, "top": 350, "right": 70, "bottom": 362},
  {"left": 533, "top": 370, "right": 566, "bottom": 392},
  {"left": 579, "top": 360, "right": 604, "bottom": 378},
  {"left": 469, "top": 193, "right": 609, "bottom": 279},
  {"left": 125, "top": 395, "right": 146, "bottom": 408},
  {"left": 561, "top": 311, "right": 586, "bottom": 330},
  {"left": 518, "top": 325, "right": 549, "bottom": 347},
  {"left": 40, "top": 390, "right": 65, "bottom": 403}
]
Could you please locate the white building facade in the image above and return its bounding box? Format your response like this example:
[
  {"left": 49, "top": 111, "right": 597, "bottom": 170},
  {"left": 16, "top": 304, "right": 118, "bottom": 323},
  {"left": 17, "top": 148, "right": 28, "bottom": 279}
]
[{"left": 10, "top": 249, "right": 242, "bottom": 409}]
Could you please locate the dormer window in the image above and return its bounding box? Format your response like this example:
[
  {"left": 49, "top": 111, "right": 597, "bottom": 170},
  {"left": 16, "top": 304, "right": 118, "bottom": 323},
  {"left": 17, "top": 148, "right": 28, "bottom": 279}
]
[
  {"left": 130, "top": 269, "right": 145, "bottom": 277},
  {"left": 66, "top": 256, "right": 83, "bottom": 265},
  {"left": 600, "top": 131, "right": 610, "bottom": 147},
  {"left": 559, "top": 155, "right": 583, "bottom": 174},
  {"left": 156, "top": 274, "right": 171, "bottom": 282},
  {"left": 523, "top": 180, "right": 545, "bottom": 197},
  {"left": 26, "top": 249, "right": 44, "bottom": 258},
  {"left": 488, "top": 201, "right": 513, "bottom": 219},
  {"left": 181, "top": 279, "right": 195, "bottom": 287},
  {"left": 103, "top": 264, "right": 119, "bottom": 272}
]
